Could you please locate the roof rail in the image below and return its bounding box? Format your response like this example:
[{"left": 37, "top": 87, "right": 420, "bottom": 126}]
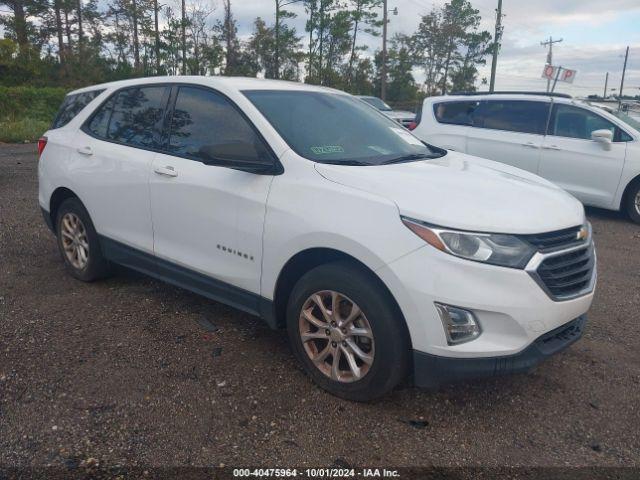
[{"left": 448, "top": 91, "right": 572, "bottom": 99}]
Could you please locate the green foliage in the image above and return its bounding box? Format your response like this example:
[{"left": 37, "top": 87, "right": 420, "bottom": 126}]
[
  {"left": 0, "top": 0, "right": 494, "bottom": 142},
  {"left": 0, "top": 86, "right": 67, "bottom": 122},
  {"left": 0, "top": 117, "right": 51, "bottom": 143}
]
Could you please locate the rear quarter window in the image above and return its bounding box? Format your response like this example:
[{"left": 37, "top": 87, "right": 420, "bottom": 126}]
[
  {"left": 433, "top": 101, "right": 479, "bottom": 126},
  {"left": 51, "top": 89, "right": 105, "bottom": 129}
]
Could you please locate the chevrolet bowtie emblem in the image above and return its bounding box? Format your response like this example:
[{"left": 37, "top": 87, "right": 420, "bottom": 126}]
[{"left": 577, "top": 226, "right": 588, "bottom": 241}]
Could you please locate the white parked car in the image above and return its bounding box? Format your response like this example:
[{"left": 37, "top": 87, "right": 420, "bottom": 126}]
[
  {"left": 356, "top": 95, "right": 416, "bottom": 128},
  {"left": 38, "top": 77, "right": 595, "bottom": 401},
  {"left": 412, "top": 92, "right": 640, "bottom": 224}
]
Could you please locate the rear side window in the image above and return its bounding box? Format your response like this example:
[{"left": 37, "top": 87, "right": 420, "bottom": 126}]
[
  {"left": 86, "top": 97, "right": 115, "bottom": 138},
  {"left": 107, "top": 86, "right": 168, "bottom": 148},
  {"left": 167, "top": 86, "right": 269, "bottom": 164},
  {"left": 433, "top": 101, "right": 478, "bottom": 126},
  {"left": 51, "top": 89, "right": 104, "bottom": 129},
  {"left": 473, "top": 100, "right": 550, "bottom": 135}
]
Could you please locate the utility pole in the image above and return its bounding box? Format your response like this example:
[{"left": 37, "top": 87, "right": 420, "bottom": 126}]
[
  {"left": 541, "top": 36, "right": 563, "bottom": 92},
  {"left": 603, "top": 72, "right": 609, "bottom": 99},
  {"left": 619, "top": 46, "right": 629, "bottom": 111},
  {"left": 381, "top": 0, "right": 388, "bottom": 101},
  {"left": 489, "top": 0, "right": 503, "bottom": 92}
]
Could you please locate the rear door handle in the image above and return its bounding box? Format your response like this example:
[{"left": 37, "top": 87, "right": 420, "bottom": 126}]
[
  {"left": 521, "top": 142, "right": 539, "bottom": 149},
  {"left": 542, "top": 145, "right": 562, "bottom": 151},
  {"left": 154, "top": 165, "right": 178, "bottom": 177},
  {"left": 77, "top": 146, "right": 93, "bottom": 156}
]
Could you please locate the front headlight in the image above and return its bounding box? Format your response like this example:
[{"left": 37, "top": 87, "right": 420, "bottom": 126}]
[{"left": 402, "top": 217, "right": 536, "bottom": 269}]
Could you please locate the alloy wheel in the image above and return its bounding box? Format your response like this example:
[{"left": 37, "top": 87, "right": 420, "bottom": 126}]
[
  {"left": 298, "top": 290, "right": 375, "bottom": 383},
  {"left": 60, "top": 212, "right": 90, "bottom": 270},
  {"left": 635, "top": 191, "right": 640, "bottom": 216}
]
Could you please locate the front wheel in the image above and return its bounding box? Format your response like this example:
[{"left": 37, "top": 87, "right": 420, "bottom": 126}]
[
  {"left": 625, "top": 180, "right": 640, "bottom": 224},
  {"left": 286, "top": 262, "right": 410, "bottom": 401}
]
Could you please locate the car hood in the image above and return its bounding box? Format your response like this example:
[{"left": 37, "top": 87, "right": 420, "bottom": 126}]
[{"left": 314, "top": 151, "right": 585, "bottom": 234}]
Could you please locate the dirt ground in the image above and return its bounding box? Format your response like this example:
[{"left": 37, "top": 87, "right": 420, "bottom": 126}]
[{"left": 1, "top": 143, "right": 639, "bottom": 471}]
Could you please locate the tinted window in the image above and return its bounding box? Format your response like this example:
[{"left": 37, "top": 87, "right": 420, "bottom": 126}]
[
  {"left": 550, "top": 104, "right": 622, "bottom": 141},
  {"left": 107, "top": 86, "right": 167, "bottom": 148},
  {"left": 244, "top": 90, "right": 443, "bottom": 165},
  {"left": 433, "top": 101, "right": 478, "bottom": 126},
  {"left": 168, "top": 86, "right": 269, "bottom": 164},
  {"left": 86, "top": 96, "right": 115, "bottom": 138},
  {"left": 52, "top": 89, "right": 104, "bottom": 129},
  {"left": 473, "top": 100, "right": 550, "bottom": 135}
]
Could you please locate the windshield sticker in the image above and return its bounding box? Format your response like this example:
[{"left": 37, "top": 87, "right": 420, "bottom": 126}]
[
  {"left": 311, "top": 145, "right": 345, "bottom": 155},
  {"left": 390, "top": 127, "right": 423, "bottom": 146},
  {"left": 368, "top": 145, "right": 392, "bottom": 155}
]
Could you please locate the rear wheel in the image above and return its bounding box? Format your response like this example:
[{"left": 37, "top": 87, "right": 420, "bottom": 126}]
[
  {"left": 55, "top": 198, "right": 111, "bottom": 281},
  {"left": 286, "top": 262, "right": 410, "bottom": 401},
  {"left": 625, "top": 180, "right": 640, "bottom": 225}
]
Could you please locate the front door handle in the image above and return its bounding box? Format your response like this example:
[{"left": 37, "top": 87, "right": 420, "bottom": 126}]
[
  {"left": 521, "top": 142, "right": 539, "bottom": 149},
  {"left": 77, "top": 146, "right": 93, "bottom": 156},
  {"left": 154, "top": 165, "right": 178, "bottom": 177}
]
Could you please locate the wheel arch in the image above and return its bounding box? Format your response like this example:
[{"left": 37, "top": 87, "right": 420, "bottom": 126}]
[
  {"left": 620, "top": 173, "right": 640, "bottom": 210},
  {"left": 271, "top": 248, "right": 411, "bottom": 344},
  {"left": 48, "top": 187, "right": 81, "bottom": 232}
]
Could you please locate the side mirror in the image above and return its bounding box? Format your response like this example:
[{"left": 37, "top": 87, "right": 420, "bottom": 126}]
[
  {"left": 591, "top": 129, "right": 613, "bottom": 150},
  {"left": 198, "top": 142, "right": 279, "bottom": 174}
]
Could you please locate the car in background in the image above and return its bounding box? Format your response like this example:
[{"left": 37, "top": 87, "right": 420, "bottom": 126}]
[
  {"left": 411, "top": 92, "right": 640, "bottom": 224},
  {"left": 356, "top": 95, "right": 416, "bottom": 128}
]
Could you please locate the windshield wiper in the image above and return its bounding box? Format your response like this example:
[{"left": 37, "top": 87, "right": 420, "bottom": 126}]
[
  {"left": 381, "top": 153, "right": 436, "bottom": 165},
  {"left": 319, "top": 159, "right": 374, "bottom": 166}
]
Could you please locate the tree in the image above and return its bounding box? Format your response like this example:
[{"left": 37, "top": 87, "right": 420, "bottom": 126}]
[
  {"left": 411, "top": 0, "right": 490, "bottom": 94},
  {"left": 346, "top": 0, "right": 381, "bottom": 87}
]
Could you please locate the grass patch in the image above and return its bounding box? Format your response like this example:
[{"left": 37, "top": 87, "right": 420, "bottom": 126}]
[
  {"left": 0, "top": 86, "right": 67, "bottom": 143},
  {"left": 0, "top": 117, "right": 52, "bottom": 143}
]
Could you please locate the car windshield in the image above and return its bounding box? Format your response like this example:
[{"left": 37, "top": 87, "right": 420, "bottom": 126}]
[
  {"left": 244, "top": 90, "right": 442, "bottom": 166},
  {"left": 611, "top": 110, "right": 640, "bottom": 132},
  {"left": 360, "top": 96, "right": 392, "bottom": 111}
]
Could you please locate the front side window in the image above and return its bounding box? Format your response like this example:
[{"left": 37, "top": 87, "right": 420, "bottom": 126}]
[
  {"left": 168, "top": 86, "right": 270, "bottom": 165},
  {"left": 550, "top": 104, "right": 620, "bottom": 141},
  {"left": 473, "top": 100, "right": 550, "bottom": 135},
  {"left": 52, "top": 89, "right": 104, "bottom": 129},
  {"left": 433, "top": 101, "right": 479, "bottom": 126},
  {"left": 244, "top": 90, "right": 443, "bottom": 165},
  {"left": 104, "top": 86, "right": 167, "bottom": 148}
]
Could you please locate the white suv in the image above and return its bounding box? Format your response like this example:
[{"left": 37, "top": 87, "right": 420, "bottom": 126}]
[
  {"left": 411, "top": 92, "right": 640, "bottom": 223},
  {"left": 38, "top": 77, "right": 595, "bottom": 401}
]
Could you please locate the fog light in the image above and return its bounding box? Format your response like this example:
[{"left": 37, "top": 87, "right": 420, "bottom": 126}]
[{"left": 434, "top": 303, "right": 481, "bottom": 345}]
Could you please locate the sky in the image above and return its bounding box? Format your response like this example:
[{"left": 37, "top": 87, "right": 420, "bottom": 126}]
[{"left": 221, "top": 0, "right": 640, "bottom": 97}]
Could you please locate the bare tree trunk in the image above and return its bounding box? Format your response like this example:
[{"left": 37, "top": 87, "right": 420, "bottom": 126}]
[
  {"left": 274, "top": 0, "right": 280, "bottom": 79},
  {"left": 54, "top": 0, "right": 65, "bottom": 63},
  {"left": 154, "top": 0, "right": 160, "bottom": 73},
  {"left": 132, "top": 0, "right": 140, "bottom": 70},
  {"left": 77, "top": 0, "right": 83, "bottom": 55},
  {"left": 64, "top": 4, "right": 72, "bottom": 52},
  {"left": 307, "top": 1, "right": 314, "bottom": 79},
  {"left": 181, "top": 0, "right": 186, "bottom": 74},
  {"left": 9, "top": 0, "right": 29, "bottom": 50},
  {"left": 347, "top": 0, "right": 361, "bottom": 86}
]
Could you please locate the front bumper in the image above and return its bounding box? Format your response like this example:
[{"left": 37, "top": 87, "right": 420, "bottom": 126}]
[{"left": 413, "top": 315, "right": 587, "bottom": 389}]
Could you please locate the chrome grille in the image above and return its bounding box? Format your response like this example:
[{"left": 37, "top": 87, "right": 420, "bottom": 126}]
[
  {"left": 528, "top": 243, "right": 596, "bottom": 301},
  {"left": 523, "top": 225, "right": 584, "bottom": 252}
]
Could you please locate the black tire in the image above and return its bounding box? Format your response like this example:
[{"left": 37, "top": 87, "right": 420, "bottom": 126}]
[
  {"left": 624, "top": 180, "right": 640, "bottom": 224},
  {"left": 55, "top": 197, "right": 111, "bottom": 282},
  {"left": 286, "top": 261, "right": 410, "bottom": 401}
]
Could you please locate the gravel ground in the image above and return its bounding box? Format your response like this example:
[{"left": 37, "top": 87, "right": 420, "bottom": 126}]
[{"left": 1, "top": 143, "right": 639, "bottom": 471}]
